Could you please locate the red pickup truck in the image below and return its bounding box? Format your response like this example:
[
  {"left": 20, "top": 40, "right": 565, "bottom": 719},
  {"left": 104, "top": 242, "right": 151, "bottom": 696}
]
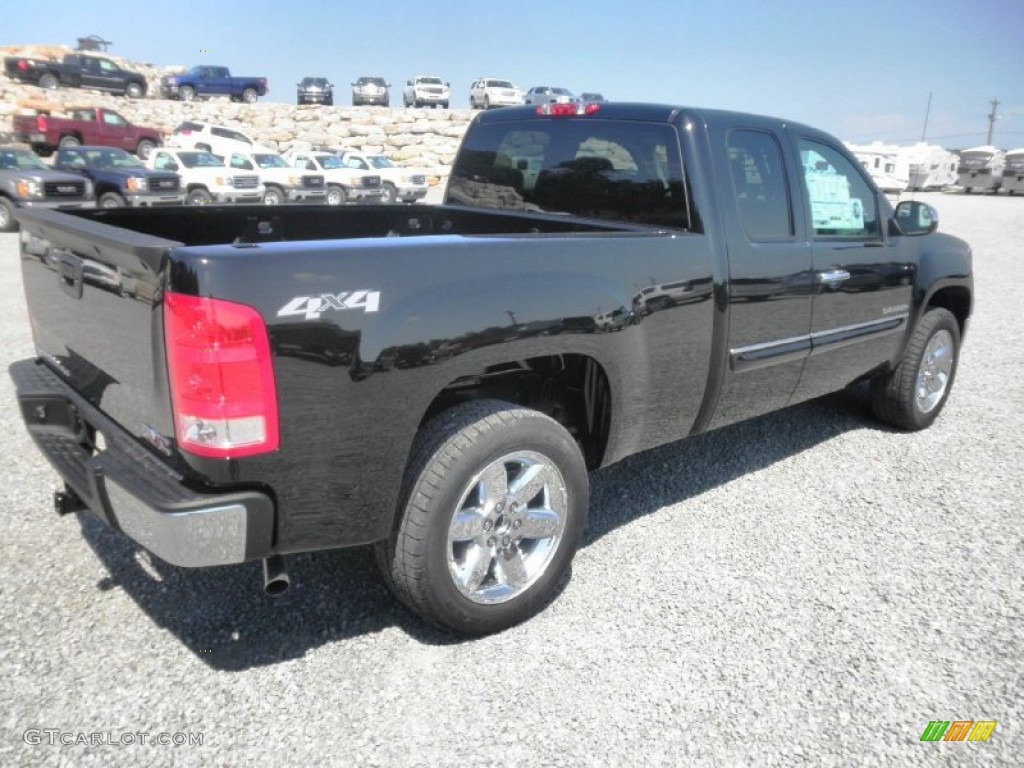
[{"left": 13, "top": 106, "right": 162, "bottom": 160}]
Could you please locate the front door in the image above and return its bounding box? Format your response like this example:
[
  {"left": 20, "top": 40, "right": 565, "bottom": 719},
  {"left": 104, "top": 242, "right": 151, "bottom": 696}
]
[{"left": 789, "top": 137, "right": 914, "bottom": 403}]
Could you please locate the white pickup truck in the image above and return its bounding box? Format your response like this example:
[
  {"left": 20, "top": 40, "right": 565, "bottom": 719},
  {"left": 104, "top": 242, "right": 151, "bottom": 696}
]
[
  {"left": 226, "top": 150, "right": 326, "bottom": 205},
  {"left": 283, "top": 150, "right": 383, "bottom": 205},
  {"left": 146, "top": 147, "right": 263, "bottom": 205},
  {"left": 403, "top": 75, "right": 450, "bottom": 109},
  {"left": 330, "top": 148, "right": 429, "bottom": 204}
]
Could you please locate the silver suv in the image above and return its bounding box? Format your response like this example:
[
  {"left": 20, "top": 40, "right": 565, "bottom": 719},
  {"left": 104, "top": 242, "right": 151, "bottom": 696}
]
[{"left": 352, "top": 76, "right": 390, "bottom": 107}]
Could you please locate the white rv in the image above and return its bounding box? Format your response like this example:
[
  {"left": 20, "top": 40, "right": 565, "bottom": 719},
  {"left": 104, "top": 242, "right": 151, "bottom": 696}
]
[
  {"left": 1001, "top": 148, "right": 1024, "bottom": 195},
  {"left": 901, "top": 143, "right": 959, "bottom": 191},
  {"left": 957, "top": 145, "right": 1005, "bottom": 193},
  {"left": 846, "top": 141, "right": 909, "bottom": 193}
]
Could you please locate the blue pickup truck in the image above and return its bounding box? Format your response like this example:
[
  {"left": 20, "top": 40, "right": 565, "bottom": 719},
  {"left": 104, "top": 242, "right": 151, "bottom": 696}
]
[
  {"left": 159, "top": 65, "right": 269, "bottom": 103},
  {"left": 53, "top": 146, "right": 184, "bottom": 207}
]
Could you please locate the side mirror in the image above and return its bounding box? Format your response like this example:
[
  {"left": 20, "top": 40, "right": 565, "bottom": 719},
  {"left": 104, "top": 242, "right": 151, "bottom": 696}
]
[
  {"left": 165, "top": 161, "right": 179, "bottom": 171},
  {"left": 407, "top": 80, "right": 413, "bottom": 86},
  {"left": 892, "top": 200, "right": 938, "bottom": 236}
]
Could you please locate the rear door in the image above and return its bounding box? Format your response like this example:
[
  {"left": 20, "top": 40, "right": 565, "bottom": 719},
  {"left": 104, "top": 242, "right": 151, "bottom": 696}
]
[
  {"left": 708, "top": 125, "right": 813, "bottom": 429},
  {"left": 788, "top": 137, "right": 914, "bottom": 402}
]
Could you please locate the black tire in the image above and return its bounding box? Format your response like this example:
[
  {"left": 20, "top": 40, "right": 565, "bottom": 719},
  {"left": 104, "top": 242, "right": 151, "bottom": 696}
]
[
  {"left": 484, "top": 96, "right": 490, "bottom": 110},
  {"left": 180, "top": 85, "right": 196, "bottom": 102},
  {"left": 125, "top": 81, "right": 145, "bottom": 99},
  {"left": 242, "top": 87, "right": 258, "bottom": 104},
  {"left": 0, "top": 198, "right": 18, "bottom": 233},
  {"left": 381, "top": 182, "right": 397, "bottom": 204},
  {"left": 187, "top": 188, "right": 212, "bottom": 205},
  {"left": 98, "top": 192, "right": 126, "bottom": 208},
  {"left": 325, "top": 185, "right": 346, "bottom": 205},
  {"left": 375, "top": 400, "right": 588, "bottom": 635},
  {"left": 870, "top": 308, "right": 961, "bottom": 431},
  {"left": 262, "top": 185, "right": 285, "bottom": 205},
  {"left": 58, "top": 135, "right": 80, "bottom": 149},
  {"left": 39, "top": 73, "right": 58, "bottom": 90},
  {"left": 135, "top": 139, "right": 156, "bottom": 160}
]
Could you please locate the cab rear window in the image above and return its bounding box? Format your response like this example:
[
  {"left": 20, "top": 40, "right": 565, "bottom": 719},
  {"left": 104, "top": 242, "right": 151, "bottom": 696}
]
[{"left": 448, "top": 119, "right": 690, "bottom": 230}]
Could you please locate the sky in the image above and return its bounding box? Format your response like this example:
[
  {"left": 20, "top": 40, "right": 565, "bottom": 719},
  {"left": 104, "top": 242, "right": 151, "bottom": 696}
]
[{"left": 5, "top": 0, "right": 1024, "bottom": 149}]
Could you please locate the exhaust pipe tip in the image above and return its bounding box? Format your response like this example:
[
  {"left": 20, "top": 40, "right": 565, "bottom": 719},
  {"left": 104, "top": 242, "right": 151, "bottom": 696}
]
[{"left": 262, "top": 555, "right": 290, "bottom": 596}]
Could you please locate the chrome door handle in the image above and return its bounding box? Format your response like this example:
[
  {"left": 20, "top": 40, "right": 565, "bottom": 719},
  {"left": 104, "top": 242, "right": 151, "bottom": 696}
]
[{"left": 818, "top": 269, "right": 851, "bottom": 286}]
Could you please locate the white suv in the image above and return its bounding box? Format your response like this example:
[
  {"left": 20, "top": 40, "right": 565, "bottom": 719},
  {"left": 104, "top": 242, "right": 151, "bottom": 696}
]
[
  {"left": 146, "top": 148, "right": 264, "bottom": 205},
  {"left": 166, "top": 121, "right": 271, "bottom": 158},
  {"left": 403, "top": 76, "right": 450, "bottom": 109},
  {"left": 226, "top": 150, "right": 326, "bottom": 205},
  {"left": 283, "top": 150, "right": 383, "bottom": 204},
  {"left": 469, "top": 78, "right": 524, "bottom": 109}
]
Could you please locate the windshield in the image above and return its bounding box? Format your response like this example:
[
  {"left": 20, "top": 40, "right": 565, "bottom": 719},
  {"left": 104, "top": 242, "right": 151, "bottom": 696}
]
[
  {"left": 302, "top": 78, "right": 329, "bottom": 87},
  {"left": 358, "top": 77, "right": 386, "bottom": 86},
  {"left": 487, "top": 80, "right": 514, "bottom": 89},
  {"left": 552, "top": 88, "right": 574, "bottom": 96},
  {"left": 84, "top": 148, "right": 143, "bottom": 169},
  {"left": 448, "top": 119, "right": 689, "bottom": 229},
  {"left": 0, "top": 148, "right": 48, "bottom": 171},
  {"left": 960, "top": 152, "right": 994, "bottom": 167},
  {"left": 419, "top": 77, "right": 443, "bottom": 85},
  {"left": 368, "top": 156, "right": 395, "bottom": 169},
  {"left": 178, "top": 151, "right": 224, "bottom": 169},
  {"left": 318, "top": 155, "right": 343, "bottom": 170},
  {"left": 254, "top": 153, "right": 289, "bottom": 169}
]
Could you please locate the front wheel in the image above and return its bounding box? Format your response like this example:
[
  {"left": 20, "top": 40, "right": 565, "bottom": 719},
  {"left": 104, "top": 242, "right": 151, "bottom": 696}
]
[
  {"left": 375, "top": 400, "right": 588, "bottom": 635},
  {"left": 0, "top": 198, "right": 18, "bottom": 233},
  {"left": 125, "top": 81, "right": 145, "bottom": 99},
  {"left": 180, "top": 85, "right": 196, "bottom": 102},
  {"left": 325, "top": 185, "right": 346, "bottom": 205},
  {"left": 871, "top": 308, "right": 961, "bottom": 430},
  {"left": 187, "top": 188, "right": 213, "bottom": 205},
  {"left": 135, "top": 139, "right": 156, "bottom": 160},
  {"left": 98, "top": 192, "right": 126, "bottom": 208},
  {"left": 380, "top": 182, "right": 397, "bottom": 204},
  {"left": 262, "top": 185, "right": 285, "bottom": 205}
]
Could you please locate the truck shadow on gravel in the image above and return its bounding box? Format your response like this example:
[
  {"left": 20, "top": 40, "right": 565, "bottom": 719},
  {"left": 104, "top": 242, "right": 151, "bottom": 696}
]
[{"left": 78, "top": 388, "right": 879, "bottom": 670}]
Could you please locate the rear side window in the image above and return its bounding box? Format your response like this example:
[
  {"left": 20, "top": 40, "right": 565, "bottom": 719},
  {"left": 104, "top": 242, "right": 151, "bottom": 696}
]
[
  {"left": 448, "top": 118, "right": 689, "bottom": 229},
  {"left": 727, "top": 130, "right": 793, "bottom": 240}
]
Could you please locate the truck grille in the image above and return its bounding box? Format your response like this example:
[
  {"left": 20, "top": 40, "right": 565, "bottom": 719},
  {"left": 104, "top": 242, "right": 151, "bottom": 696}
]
[
  {"left": 44, "top": 181, "right": 86, "bottom": 198},
  {"left": 409, "top": 175, "right": 426, "bottom": 185},
  {"left": 232, "top": 175, "right": 260, "bottom": 189},
  {"left": 302, "top": 175, "right": 325, "bottom": 189},
  {"left": 149, "top": 175, "right": 180, "bottom": 191},
  {"left": 360, "top": 175, "right": 381, "bottom": 189}
]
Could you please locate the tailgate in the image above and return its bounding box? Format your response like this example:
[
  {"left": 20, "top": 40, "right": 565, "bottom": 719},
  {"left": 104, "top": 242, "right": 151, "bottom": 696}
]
[{"left": 15, "top": 208, "right": 178, "bottom": 453}]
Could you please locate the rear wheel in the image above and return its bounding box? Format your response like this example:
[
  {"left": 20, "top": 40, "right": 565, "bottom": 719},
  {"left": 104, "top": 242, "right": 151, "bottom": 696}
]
[
  {"left": 871, "top": 308, "right": 960, "bottom": 430},
  {"left": 242, "top": 87, "right": 258, "bottom": 104},
  {"left": 58, "top": 135, "right": 80, "bottom": 149},
  {"left": 375, "top": 400, "right": 588, "bottom": 635},
  {"left": 0, "top": 198, "right": 18, "bottom": 232},
  {"left": 99, "top": 192, "right": 126, "bottom": 208},
  {"left": 39, "top": 73, "right": 58, "bottom": 90}
]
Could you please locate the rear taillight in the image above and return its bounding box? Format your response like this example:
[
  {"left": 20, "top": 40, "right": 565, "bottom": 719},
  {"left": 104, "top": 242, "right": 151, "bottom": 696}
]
[
  {"left": 18, "top": 60, "right": 28, "bottom": 71},
  {"left": 537, "top": 103, "right": 600, "bottom": 117},
  {"left": 36, "top": 115, "right": 48, "bottom": 131},
  {"left": 163, "top": 291, "right": 279, "bottom": 458}
]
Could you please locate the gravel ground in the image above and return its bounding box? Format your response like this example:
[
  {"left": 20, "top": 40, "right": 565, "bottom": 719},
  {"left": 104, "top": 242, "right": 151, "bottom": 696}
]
[{"left": 0, "top": 192, "right": 1020, "bottom": 767}]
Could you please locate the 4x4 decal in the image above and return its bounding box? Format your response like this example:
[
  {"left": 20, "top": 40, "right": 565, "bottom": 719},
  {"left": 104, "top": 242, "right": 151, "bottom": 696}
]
[{"left": 277, "top": 291, "right": 380, "bottom": 320}]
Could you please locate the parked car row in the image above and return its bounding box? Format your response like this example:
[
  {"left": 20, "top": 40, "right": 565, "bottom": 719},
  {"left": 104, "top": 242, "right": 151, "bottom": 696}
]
[{"left": 295, "top": 73, "right": 606, "bottom": 109}]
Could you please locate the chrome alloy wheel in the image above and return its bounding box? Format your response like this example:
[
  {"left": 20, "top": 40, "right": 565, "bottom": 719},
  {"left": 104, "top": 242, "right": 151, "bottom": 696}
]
[
  {"left": 915, "top": 329, "right": 954, "bottom": 413},
  {"left": 447, "top": 451, "right": 567, "bottom": 604}
]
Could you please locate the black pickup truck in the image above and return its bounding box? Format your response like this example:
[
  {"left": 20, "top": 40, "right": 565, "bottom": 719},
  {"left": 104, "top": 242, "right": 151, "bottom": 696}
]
[
  {"left": 4, "top": 53, "right": 148, "bottom": 98},
  {"left": 8, "top": 103, "right": 973, "bottom": 634}
]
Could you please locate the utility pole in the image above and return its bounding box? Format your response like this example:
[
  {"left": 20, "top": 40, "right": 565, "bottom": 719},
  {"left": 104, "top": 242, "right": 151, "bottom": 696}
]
[{"left": 986, "top": 98, "right": 1000, "bottom": 145}]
